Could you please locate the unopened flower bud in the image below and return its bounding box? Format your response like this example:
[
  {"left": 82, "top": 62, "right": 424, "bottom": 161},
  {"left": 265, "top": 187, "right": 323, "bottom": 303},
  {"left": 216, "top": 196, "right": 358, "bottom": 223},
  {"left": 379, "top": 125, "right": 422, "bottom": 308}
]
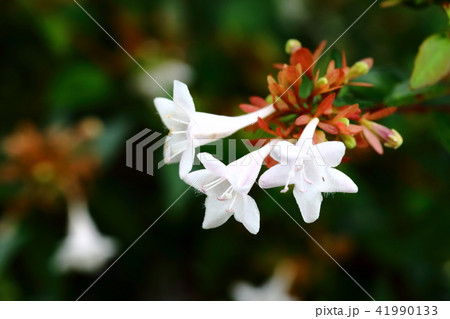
[
  {"left": 340, "top": 135, "right": 356, "bottom": 149},
  {"left": 384, "top": 129, "right": 403, "bottom": 149},
  {"left": 265, "top": 95, "right": 274, "bottom": 104},
  {"left": 346, "top": 60, "right": 371, "bottom": 82},
  {"left": 315, "top": 77, "right": 328, "bottom": 88},
  {"left": 361, "top": 119, "right": 403, "bottom": 149},
  {"left": 337, "top": 118, "right": 350, "bottom": 127},
  {"left": 285, "top": 39, "right": 302, "bottom": 55}
]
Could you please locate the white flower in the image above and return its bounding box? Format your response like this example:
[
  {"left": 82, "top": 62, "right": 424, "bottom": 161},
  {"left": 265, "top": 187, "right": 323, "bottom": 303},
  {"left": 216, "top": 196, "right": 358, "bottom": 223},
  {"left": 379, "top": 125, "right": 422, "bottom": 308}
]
[
  {"left": 154, "top": 80, "right": 276, "bottom": 178},
  {"left": 259, "top": 118, "right": 358, "bottom": 223},
  {"left": 184, "top": 143, "right": 274, "bottom": 234},
  {"left": 232, "top": 262, "right": 297, "bottom": 301},
  {"left": 53, "top": 199, "right": 117, "bottom": 273},
  {"left": 134, "top": 59, "right": 193, "bottom": 98}
]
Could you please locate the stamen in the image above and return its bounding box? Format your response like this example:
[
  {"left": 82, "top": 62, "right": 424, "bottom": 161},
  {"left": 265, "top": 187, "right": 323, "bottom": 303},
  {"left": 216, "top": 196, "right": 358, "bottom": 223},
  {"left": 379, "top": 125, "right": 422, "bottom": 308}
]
[
  {"left": 218, "top": 185, "right": 233, "bottom": 201},
  {"left": 166, "top": 114, "right": 189, "bottom": 125},
  {"left": 202, "top": 177, "right": 226, "bottom": 193},
  {"left": 280, "top": 169, "right": 295, "bottom": 193},
  {"left": 226, "top": 193, "right": 238, "bottom": 213}
]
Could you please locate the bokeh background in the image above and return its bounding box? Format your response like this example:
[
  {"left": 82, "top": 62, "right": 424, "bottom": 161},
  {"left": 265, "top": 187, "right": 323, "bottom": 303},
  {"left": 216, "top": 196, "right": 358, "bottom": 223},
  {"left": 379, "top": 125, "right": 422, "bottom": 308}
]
[{"left": 1, "top": 0, "right": 449, "bottom": 300}]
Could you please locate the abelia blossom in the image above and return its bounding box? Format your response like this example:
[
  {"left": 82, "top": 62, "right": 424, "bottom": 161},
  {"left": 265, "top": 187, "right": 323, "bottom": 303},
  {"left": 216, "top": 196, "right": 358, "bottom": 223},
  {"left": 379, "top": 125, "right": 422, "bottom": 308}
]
[
  {"left": 155, "top": 39, "right": 404, "bottom": 233},
  {"left": 154, "top": 80, "right": 276, "bottom": 177},
  {"left": 53, "top": 199, "right": 117, "bottom": 273},
  {"left": 359, "top": 107, "right": 403, "bottom": 154},
  {"left": 259, "top": 118, "right": 358, "bottom": 223},
  {"left": 184, "top": 143, "right": 274, "bottom": 234}
]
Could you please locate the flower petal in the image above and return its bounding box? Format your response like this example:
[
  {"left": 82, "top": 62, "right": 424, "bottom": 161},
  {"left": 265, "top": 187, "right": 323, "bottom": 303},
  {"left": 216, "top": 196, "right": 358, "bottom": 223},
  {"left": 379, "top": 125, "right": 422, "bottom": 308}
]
[
  {"left": 233, "top": 194, "right": 260, "bottom": 234},
  {"left": 183, "top": 169, "right": 216, "bottom": 192},
  {"left": 364, "top": 107, "right": 397, "bottom": 121},
  {"left": 179, "top": 143, "right": 195, "bottom": 178},
  {"left": 198, "top": 153, "right": 227, "bottom": 177},
  {"left": 258, "top": 164, "right": 291, "bottom": 189},
  {"left": 320, "top": 167, "right": 358, "bottom": 193},
  {"left": 173, "top": 80, "right": 196, "bottom": 115},
  {"left": 297, "top": 118, "right": 319, "bottom": 145},
  {"left": 154, "top": 98, "right": 188, "bottom": 130},
  {"left": 293, "top": 187, "right": 323, "bottom": 223},
  {"left": 270, "top": 141, "right": 300, "bottom": 165},
  {"left": 295, "top": 114, "right": 312, "bottom": 126},
  {"left": 314, "top": 93, "right": 335, "bottom": 117},
  {"left": 203, "top": 196, "right": 233, "bottom": 229},
  {"left": 363, "top": 127, "right": 383, "bottom": 154},
  {"left": 315, "top": 141, "right": 345, "bottom": 167},
  {"left": 163, "top": 135, "right": 188, "bottom": 164},
  {"left": 317, "top": 122, "right": 339, "bottom": 135},
  {"left": 226, "top": 144, "right": 273, "bottom": 194}
]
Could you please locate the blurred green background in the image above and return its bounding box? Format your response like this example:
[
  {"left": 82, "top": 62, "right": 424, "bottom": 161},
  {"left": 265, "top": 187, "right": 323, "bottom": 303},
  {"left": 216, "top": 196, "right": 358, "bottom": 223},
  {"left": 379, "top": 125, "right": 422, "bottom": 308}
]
[{"left": 0, "top": 0, "right": 449, "bottom": 300}]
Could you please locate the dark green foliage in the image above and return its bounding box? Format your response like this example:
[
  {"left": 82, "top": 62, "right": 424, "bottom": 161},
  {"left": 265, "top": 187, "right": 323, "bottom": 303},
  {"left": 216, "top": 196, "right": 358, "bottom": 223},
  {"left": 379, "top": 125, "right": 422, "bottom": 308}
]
[{"left": 0, "top": 0, "right": 449, "bottom": 301}]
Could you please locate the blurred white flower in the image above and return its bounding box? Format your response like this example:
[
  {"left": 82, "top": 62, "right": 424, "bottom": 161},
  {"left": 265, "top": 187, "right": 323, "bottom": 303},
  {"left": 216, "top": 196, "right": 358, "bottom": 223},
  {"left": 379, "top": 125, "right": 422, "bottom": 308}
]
[
  {"left": 232, "top": 262, "right": 297, "bottom": 301},
  {"left": 135, "top": 59, "right": 193, "bottom": 99},
  {"left": 53, "top": 199, "right": 117, "bottom": 273},
  {"left": 275, "top": 0, "right": 308, "bottom": 29}
]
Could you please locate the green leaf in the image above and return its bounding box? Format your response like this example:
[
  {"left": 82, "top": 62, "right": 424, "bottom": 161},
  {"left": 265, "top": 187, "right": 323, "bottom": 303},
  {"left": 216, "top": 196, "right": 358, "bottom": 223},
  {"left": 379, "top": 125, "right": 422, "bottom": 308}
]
[
  {"left": 38, "top": 14, "right": 72, "bottom": 55},
  {"left": 299, "top": 76, "right": 313, "bottom": 99},
  {"left": 385, "top": 80, "right": 448, "bottom": 106},
  {"left": 410, "top": 33, "right": 450, "bottom": 90},
  {"left": 49, "top": 63, "right": 113, "bottom": 110},
  {"left": 335, "top": 69, "right": 403, "bottom": 107}
]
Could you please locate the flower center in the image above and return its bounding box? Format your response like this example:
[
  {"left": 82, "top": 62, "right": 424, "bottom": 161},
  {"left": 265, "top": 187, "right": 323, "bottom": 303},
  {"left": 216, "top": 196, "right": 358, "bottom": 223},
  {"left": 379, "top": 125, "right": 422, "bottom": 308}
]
[
  {"left": 218, "top": 185, "right": 234, "bottom": 201},
  {"left": 281, "top": 168, "right": 296, "bottom": 193},
  {"left": 280, "top": 162, "right": 312, "bottom": 193},
  {"left": 201, "top": 177, "right": 226, "bottom": 193},
  {"left": 201, "top": 178, "right": 237, "bottom": 213}
]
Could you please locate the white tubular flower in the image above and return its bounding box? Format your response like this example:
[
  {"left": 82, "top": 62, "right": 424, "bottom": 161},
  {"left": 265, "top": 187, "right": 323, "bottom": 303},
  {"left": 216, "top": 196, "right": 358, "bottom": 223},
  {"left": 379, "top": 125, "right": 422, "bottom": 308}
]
[
  {"left": 154, "top": 80, "right": 276, "bottom": 178},
  {"left": 184, "top": 143, "right": 274, "bottom": 234},
  {"left": 53, "top": 199, "right": 117, "bottom": 273},
  {"left": 259, "top": 118, "right": 358, "bottom": 223}
]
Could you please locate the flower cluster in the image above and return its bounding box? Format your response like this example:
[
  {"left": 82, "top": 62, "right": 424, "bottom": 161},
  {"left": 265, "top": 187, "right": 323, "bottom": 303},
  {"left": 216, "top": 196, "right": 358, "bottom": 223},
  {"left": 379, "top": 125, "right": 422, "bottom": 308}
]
[
  {"left": 241, "top": 39, "right": 403, "bottom": 155},
  {"left": 154, "top": 40, "right": 403, "bottom": 234}
]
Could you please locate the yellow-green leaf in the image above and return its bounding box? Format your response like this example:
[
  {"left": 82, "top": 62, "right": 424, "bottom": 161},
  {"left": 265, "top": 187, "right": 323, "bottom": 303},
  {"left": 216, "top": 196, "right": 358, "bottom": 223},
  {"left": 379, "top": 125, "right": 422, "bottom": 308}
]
[{"left": 410, "top": 33, "right": 450, "bottom": 90}]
